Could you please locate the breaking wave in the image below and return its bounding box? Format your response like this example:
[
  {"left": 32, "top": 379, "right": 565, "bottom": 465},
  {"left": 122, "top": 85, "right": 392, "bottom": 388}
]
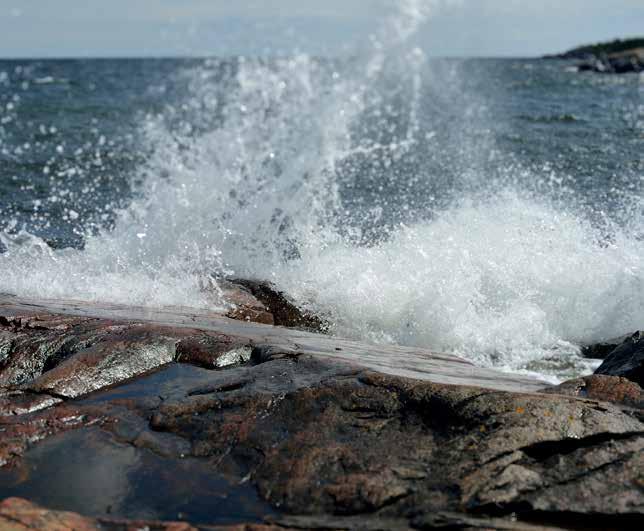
[{"left": 1, "top": 0, "right": 643, "bottom": 380}]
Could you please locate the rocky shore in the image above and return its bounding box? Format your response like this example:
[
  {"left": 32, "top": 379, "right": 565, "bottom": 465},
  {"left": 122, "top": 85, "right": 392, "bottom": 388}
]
[
  {"left": 545, "top": 37, "right": 644, "bottom": 74},
  {"left": 576, "top": 48, "right": 643, "bottom": 74},
  {"left": 0, "top": 284, "right": 643, "bottom": 530}
]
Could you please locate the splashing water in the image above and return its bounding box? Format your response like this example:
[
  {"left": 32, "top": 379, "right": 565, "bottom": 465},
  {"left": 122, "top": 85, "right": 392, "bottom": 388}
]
[
  {"left": 0, "top": 0, "right": 434, "bottom": 306},
  {"left": 1, "top": 0, "right": 643, "bottom": 380},
  {"left": 278, "top": 192, "right": 644, "bottom": 378}
]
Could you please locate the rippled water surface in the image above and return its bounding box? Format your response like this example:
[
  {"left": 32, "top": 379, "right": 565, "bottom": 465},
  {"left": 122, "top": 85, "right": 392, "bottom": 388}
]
[{"left": 1, "top": 4, "right": 643, "bottom": 381}]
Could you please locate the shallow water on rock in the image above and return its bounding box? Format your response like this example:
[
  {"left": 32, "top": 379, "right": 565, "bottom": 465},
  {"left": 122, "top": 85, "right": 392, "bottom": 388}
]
[
  {"left": 78, "top": 362, "right": 218, "bottom": 404},
  {"left": 0, "top": 426, "right": 275, "bottom": 524}
]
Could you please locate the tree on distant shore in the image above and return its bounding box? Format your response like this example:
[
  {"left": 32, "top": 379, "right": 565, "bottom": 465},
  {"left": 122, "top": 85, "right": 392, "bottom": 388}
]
[{"left": 557, "top": 37, "right": 644, "bottom": 59}]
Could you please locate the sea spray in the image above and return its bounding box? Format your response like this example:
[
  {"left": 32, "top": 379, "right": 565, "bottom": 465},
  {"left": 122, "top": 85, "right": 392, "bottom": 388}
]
[
  {"left": 0, "top": 0, "right": 434, "bottom": 304},
  {"left": 0, "top": 1, "right": 642, "bottom": 381},
  {"left": 277, "top": 191, "right": 644, "bottom": 380}
]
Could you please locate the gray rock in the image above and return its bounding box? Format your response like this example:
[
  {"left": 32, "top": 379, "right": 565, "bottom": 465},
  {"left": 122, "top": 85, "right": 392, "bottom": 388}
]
[
  {"left": 595, "top": 331, "right": 644, "bottom": 387},
  {"left": 581, "top": 333, "right": 631, "bottom": 359}
]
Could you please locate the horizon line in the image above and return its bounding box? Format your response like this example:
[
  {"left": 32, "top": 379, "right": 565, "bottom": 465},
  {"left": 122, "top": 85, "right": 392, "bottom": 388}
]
[{"left": 0, "top": 53, "right": 547, "bottom": 61}]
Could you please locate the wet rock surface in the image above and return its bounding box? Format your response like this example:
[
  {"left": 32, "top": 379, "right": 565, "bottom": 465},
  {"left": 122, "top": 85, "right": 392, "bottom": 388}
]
[
  {"left": 0, "top": 295, "right": 547, "bottom": 393},
  {"left": 225, "top": 278, "right": 329, "bottom": 332},
  {"left": 595, "top": 331, "right": 644, "bottom": 387},
  {"left": 205, "top": 277, "right": 328, "bottom": 332},
  {"left": 0, "top": 296, "right": 643, "bottom": 529},
  {"left": 544, "top": 374, "right": 643, "bottom": 410},
  {"left": 0, "top": 497, "right": 280, "bottom": 530},
  {"left": 217, "top": 279, "right": 275, "bottom": 326},
  {"left": 580, "top": 334, "right": 630, "bottom": 360}
]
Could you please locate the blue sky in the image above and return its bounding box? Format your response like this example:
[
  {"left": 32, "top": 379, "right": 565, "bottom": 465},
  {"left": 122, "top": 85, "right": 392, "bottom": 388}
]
[{"left": 1, "top": 0, "right": 642, "bottom": 58}]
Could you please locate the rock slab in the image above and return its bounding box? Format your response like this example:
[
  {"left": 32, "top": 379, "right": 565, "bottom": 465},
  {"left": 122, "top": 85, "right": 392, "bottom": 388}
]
[{"left": 0, "top": 296, "right": 642, "bottom": 529}]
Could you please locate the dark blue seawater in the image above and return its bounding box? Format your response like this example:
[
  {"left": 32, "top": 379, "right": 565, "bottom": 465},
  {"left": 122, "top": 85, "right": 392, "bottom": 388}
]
[
  {"left": 0, "top": 53, "right": 642, "bottom": 380},
  {"left": 0, "top": 59, "right": 199, "bottom": 247},
  {"left": 1, "top": 58, "right": 641, "bottom": 247}
]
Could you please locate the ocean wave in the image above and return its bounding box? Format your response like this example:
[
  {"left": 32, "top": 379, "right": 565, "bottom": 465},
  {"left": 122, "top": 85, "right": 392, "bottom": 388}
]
[
  {"left": 275, "top": 192, "right": 644, "bottom": 379},
  {"left": 0, "top": 1, "right": 642, "bottom": 381}
]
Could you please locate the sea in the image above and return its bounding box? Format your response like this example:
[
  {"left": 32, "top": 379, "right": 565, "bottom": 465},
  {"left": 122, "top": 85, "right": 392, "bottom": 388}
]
[{"left": 0, "top": 6, "right": 642, "bottom": 383}]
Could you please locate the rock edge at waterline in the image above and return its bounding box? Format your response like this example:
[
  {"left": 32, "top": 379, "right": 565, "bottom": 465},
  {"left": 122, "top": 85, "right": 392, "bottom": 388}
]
[{"left": 0, "top": 293, "right": 642, "bottom": 530}]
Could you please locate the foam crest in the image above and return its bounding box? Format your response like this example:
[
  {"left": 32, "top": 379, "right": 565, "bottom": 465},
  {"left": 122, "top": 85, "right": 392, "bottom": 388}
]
[{"left": 276, "top": 192, "right": 644, "bottom": 380}]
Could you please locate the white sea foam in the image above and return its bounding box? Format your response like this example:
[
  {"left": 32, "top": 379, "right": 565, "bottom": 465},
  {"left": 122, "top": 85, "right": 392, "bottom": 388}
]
[
  {"left": 0, "top": 1, "right": 642, "bottom": 380},
  {"left": 275, "top": 192, "right": 644, "bottom": 379}
]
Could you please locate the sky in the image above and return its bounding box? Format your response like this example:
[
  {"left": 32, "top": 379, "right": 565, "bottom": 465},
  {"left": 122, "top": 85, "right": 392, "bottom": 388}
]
[{"left": 1, "top": 0, "right": 643, "bottom": 58}]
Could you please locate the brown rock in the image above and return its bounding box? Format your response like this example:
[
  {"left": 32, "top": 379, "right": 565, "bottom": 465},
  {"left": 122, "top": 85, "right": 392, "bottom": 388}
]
[
  {"left": 2, "top": 354, "right": 643, "bottom": 527},
  {"left": 0, "top": 389, "right": 62, "bottom": 417},
  {"left": 122, "top": 354, "right": 643, "bottom": 523},
  {"left": 218, "top": 280, "right": 275, "bottom": 325},
  {"left": 0, "top": 402, "right": 103, "bottom": 468},
  {"left": 0, "top": 295, "right": 642, "bottom": 528},
  {"left": 0, "top": 497, "right": 97, "bottom": 531},
  {"left": 176, "top": 334, "right": 252, "bottom": 370},
  {"left": 0, "top": 497, "right": 203, "bottom": 530},
  {"left": 0, "top": 293, "right": 549, "bottom": 395},
  {"left": 0, "top": 316, "right": 128, "bottom": 388},
  {"left": 544, "top": 374, "right": 643, "bottom": 408},
  {"left": 25, "top": 324, "right": 178, "bottom": 398},
  {"left": 227, "top": 279, "right": 328, "bottom": 332},
  {"left": 1, "top": 312, "right": 261, "bottom": 399}
]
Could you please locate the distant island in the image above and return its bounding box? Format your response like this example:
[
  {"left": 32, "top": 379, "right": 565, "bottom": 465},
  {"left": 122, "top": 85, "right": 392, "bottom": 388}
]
[
  {"left": 545, "top": 37, "right": 644, "bottom": 74},
  {"left": 549, "top": 37, "right": 644, "bottom": 60}
]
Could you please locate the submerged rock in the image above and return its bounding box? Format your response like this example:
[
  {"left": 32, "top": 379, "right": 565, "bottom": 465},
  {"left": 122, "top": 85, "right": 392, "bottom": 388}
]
[{"left": 595, "top": 331, "right": 644, "bottom": 387}]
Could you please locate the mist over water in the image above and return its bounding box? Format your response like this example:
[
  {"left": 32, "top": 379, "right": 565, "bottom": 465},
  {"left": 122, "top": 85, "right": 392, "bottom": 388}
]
[{"left": 1, "top": 0, "right": 643, "bottom": 380}]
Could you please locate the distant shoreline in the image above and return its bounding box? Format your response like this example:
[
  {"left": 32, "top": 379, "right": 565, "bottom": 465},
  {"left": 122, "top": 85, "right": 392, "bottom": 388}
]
[
  {"left": 544, "top": 37, "right": 644, "bottom": 74},
  {"left": 544, "top": 37, "right": 644, "bottom": 60}
]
